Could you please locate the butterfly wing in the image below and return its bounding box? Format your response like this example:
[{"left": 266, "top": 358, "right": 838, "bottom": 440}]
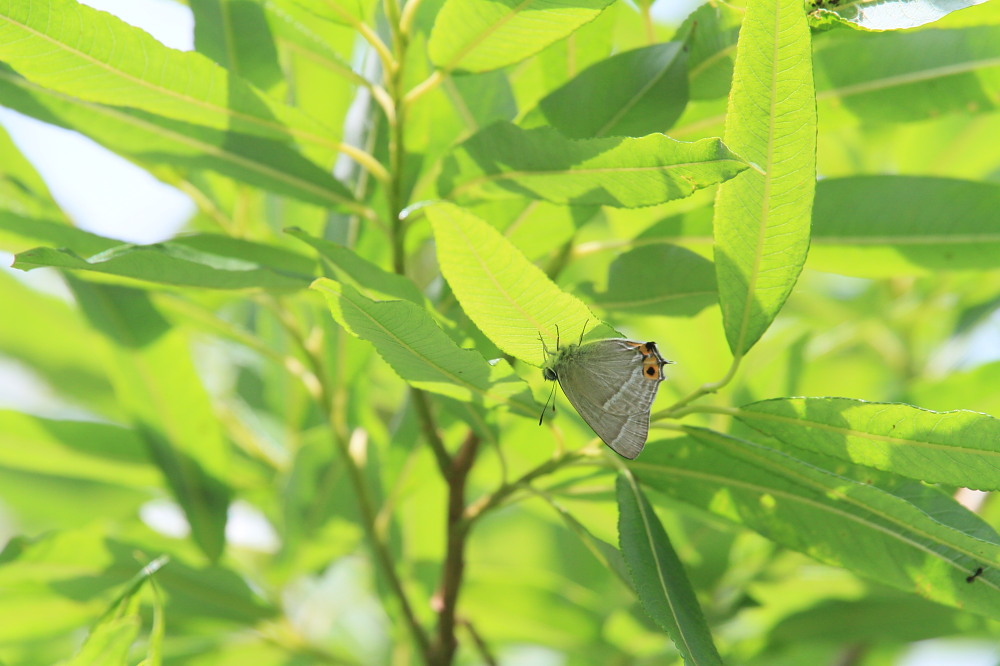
[{"left": 556, "top": 340, "right": 665, "bottom": 459}]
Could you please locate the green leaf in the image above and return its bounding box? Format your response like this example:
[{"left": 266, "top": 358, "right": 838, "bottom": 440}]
[
  {"left": 736, "top": 397, "right": 1000, "bottom": 491},
  {"left": 426, "top": 202, "right": 616, "bottom": 363},
  {"left": 616, "top": 473, "right": 724, "bottom": 665},
  {"left": 273, "top": 0, "right": 377, "bottom": 27},
  {"left": 683, "top": 3, "right": 742, "bottom": 100},
  {"left": 14, "top": 235, "right": 316, "bottom": 290},
  {"left": 136, "top": 579, "right": 165, "bottom": 666},
  {"left": 440, "top": 122, "right": 748, "bottom": 208},
  {"left": 0, "top": 411, "right": 160, "bottom": 488},
  {"left": 580, "top": 244, "right": 716, "bottom": 316},
  {"left": 0, "top": 67, "right": 359, "bottom": 212},
  {"left": 809, "top": 176, "right": 1000, "bottom": 277},
  {"left": 66, "top": 278, "right": 231, "bottom": 561},
  {"left": 635, "top": 430, "right": 1000, "bottom": 619},
  {"left": 522, "top": 42, "right": 689, "bottom": 138},
  {"left": 428, "top": 0, "right": 617, "bottom": 74},
  {"left": 312, "top": 277, "right": 536, "bottom": 416},
  {"left": 713, "top": 0, "right": 816, "bottom": 356},
  {"left": 0, "top": 271, "right": 117, "bottom": 415},
  {"left": 808, "top": 0, "right": 983, "bottom": 31},
  {"left": 0, "top": 121, "right": 65, "bottom": 219},
  {"left": 540, "top": 494, "right": 633, "bottom": 589},
  {"left": 0, "top": 527, "right": 272, "bottom": 645},
  {"left": 191, "top": 0, "right": 284, "bottom": 92},
  {"left": 286, "top": 227, "right": 424, "bottom": 303},
  {"left": 0, "top": 212, "right": 119, "bottom": 256},
  {"left": 814, "top": 25, "right": 1000, "bottom": 124},
  {"left": 768, "top": 592, "right": 990, "bottom": 645},
  {"left": 0, "top": 0, "right": 344, "bottom": 162},
  {"left": 61, "top": 557, "right": 167, "bottom": 666}
]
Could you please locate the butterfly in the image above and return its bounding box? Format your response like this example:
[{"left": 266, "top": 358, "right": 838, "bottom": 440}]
[{"left": 541, "top": 328, "right": 670, "bottom": 459}]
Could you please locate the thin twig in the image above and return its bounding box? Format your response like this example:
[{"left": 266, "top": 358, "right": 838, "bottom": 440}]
[
  {"left": 462, "top": 448, "right": 594, "bottom": 528},
  {"left": 654, "top": 353, "right": 743, "bottom": 419},
  {"left": 459, "top": 618, "right": 497, "bottom": 666}
]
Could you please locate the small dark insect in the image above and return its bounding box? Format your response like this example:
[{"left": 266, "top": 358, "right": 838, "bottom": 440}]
[{"left": 966, "top": 566, "right": 984, "bottom": 583}]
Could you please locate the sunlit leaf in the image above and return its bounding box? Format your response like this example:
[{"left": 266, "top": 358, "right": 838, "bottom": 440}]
[
  {"left": 617, "top": 473, "right": 723, "bottom": 665},
  {"left": 522, "top": 42, "right": 689, "bottom": 138},
  {"left": 312, "top": 277, "right": 536, "bottom": 416},
  {"left": 427, "top": 201, "right": 616, "bottom": 363},
  {"left": 714, "top": 0, "right": 816, "bottom": 356},
  {"left": 636, "top": 430, "right": 1000, "bottom": 618},
  {"left": 808, "top": 176, "right": 1000, "bottom": 276},
  {"left": 66, "top": 278, "right": 231, "bottom": 561},
  {"left": 441, "top": 122, "right": 748, "bottom": 208},
  {"left": 737, "top": 397, "right": 1000, "bottom": 490},
  {"left": 428, "top": 0, "right": 617, "bottom": 73}
]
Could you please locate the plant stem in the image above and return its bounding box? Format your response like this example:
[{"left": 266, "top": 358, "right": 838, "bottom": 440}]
[
  {"left": 462, "top": 449, "right": 590, "bottom": 528},
  {"left": 271, "top": 302, "right": 432, "bottom": 660},
  {"left": 459, "top": 618, "right": 497, "bottom": 665},
  {"left": 430, "top": 431, "right": 481, "bottom": 665},
  {"left": 413, "top": 389, "right": 453, "bottom": 476},
  {"left": 655, "top": 353, "right": 743, "bottom": 419}
]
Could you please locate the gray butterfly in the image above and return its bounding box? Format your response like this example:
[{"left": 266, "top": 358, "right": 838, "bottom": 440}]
[{"left": 542, "top": 336, "right": 669, "bottom": 459}]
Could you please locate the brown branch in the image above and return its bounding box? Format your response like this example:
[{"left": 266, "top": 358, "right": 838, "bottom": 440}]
[{"left": 430, "top": 430, "right": 481, "bottom": 665}]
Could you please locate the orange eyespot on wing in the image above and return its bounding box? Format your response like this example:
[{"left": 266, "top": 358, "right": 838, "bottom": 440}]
[{"left": 627, "top": 341, "right": 666, "bottom": 381}]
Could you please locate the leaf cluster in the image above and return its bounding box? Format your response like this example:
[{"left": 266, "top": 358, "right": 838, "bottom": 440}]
[{"left": 0, "top": 0, "right": 999, "bottom": 664}]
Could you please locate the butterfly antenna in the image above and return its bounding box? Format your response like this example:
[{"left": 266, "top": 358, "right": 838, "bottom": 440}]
[
  {"left": 555, "top": 323, "right": 561, "bottom": 350},
  {"left": 578, "top": 319, "right": 589, "bottom": 345},
  {"left": 538, "top": 381, "right": 558, "bottom": 425}
]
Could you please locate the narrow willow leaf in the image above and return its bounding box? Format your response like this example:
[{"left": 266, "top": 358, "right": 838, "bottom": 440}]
[
  {"left": 737, "top": 397, "right": 1000, "bottom": 491},
  {"left": 312, "top": 278, "right": 536, "bottom": 416},
  {"left": 617, "top": 473, "right": 724, "bottom": 665},
  {"left": 713, "top": 0, "right": 816, "bottom": 356},
  {"left": 0, "top": 212, "right": 119, "bottom": 256},
  {"left": 274, "top": 0, "right": 377, "bottom": 27},
  {"left": 426, "top": 202, "right": 616, "bottom": 363},
  {"left": 287, "top": 227, "right": 424, "bottom": 304},
  {"left": 136, "top": 580, "right": 165, "bottom": 666},
  {"left": 0, "top": 528, "right": 273, "bottom": 641},
  {"left": 580, "top": 244, "right": 716, "bottom": 316},
  {"left": 540, "top": 494, "right": 633, "bottom": 589},
  {"left": 809, "top": 176, "right": 1000, "bottom": 276},
  {"left": 0, "top": 122, "right": 65, "bottom": 219},
  {"left": 523, "top": 42, "right": 689, "bottom": 138},
  {"left": 770, "top": 592, "right": 991, "bottom": 644},
  {"left": 0, "top": 411, "right": 160, "bottom": 488},
  {"left": 635, "top": 431, "right": 1000, "bottom": 618},
  {"left": 0, "top": 67, "right": 359, "bottom": 212},
  {"left": 257, "top": 0, "right": 361, "bottom": 129},
  {"left": 0, "top": 272, "right": 116, "bottom": 415},
  {"left": 814, "top": 26, "right": 1000, "bottom": 124},
  {"left": 66, "top": 278, "right": 231, "bottom": 561},
  {"left": 62, "top": 557, "right": 168, "bottom": 666},
  {"left": 682, "top": 3, "right": 742, "bottom": 100},
  {"left": 0, "top": 0, "right": 343, "bottom": 162},
  {"left": 15, "top": 235, "right": 315, "bottom": 291},
  {"left": 440, "top": 122, "right": 748, "bottom": 208},
  {"left": 808, "top": 0, "right": 982, "bottom": 30},
  {"left": 428, "top": 0, "right": 617, "bottom": 74},
  {"left": 191, "top": 0, "right": 284, "bottom": 92}
]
